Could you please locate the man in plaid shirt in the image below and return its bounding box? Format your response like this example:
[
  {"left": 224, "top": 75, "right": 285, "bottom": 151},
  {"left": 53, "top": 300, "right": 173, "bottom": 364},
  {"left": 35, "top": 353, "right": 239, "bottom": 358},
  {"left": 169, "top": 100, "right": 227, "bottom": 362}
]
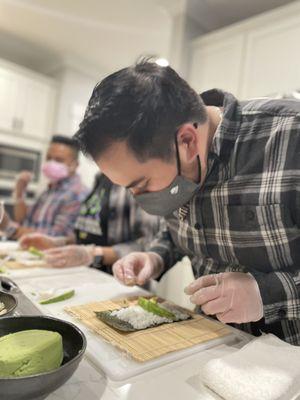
[{"left": 75, "top": 61, "right": 300, "bottom": 344}]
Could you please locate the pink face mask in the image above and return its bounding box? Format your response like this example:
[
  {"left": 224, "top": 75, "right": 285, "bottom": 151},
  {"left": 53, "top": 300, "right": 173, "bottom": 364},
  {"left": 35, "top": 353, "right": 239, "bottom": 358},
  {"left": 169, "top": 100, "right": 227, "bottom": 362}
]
[{"left": 42, "top": 160, "right": 69, "bottom": 182}]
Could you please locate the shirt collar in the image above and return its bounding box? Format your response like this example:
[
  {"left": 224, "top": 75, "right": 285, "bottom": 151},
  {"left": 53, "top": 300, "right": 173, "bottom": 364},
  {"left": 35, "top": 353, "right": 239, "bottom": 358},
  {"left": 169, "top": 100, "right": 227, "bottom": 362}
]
[
  {"left": 48, "top": 173, "right": 80, "bottom": 190},
  {"left": 200, "top": 89, "right": 242, "bottom": 164}
]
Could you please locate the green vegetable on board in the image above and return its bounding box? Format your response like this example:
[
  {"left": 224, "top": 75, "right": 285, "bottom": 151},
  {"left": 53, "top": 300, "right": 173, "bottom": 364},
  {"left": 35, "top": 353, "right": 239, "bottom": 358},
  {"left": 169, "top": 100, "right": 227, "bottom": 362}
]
[
  {"left": 28, "top": 246, "right": 44, "bottom": 258},
  {"left": 138, "top": 297, "right": 176, "bottom": 320},
  {"left": 39, "top": 289, "right": 75, "bottom": 305}
]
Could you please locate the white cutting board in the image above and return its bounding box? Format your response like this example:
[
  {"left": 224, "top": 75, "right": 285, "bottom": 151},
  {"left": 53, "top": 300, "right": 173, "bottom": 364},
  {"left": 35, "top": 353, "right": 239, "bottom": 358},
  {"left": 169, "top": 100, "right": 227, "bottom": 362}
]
[{"left": 16, "top": 270, "right": 251, "bottom": 383}]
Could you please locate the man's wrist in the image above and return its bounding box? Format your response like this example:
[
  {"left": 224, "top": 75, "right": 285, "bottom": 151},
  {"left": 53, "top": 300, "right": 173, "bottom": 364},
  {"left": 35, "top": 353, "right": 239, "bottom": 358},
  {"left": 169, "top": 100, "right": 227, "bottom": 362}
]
[{"left": 93, "top": 246, "right": 104, "bottom": 257}]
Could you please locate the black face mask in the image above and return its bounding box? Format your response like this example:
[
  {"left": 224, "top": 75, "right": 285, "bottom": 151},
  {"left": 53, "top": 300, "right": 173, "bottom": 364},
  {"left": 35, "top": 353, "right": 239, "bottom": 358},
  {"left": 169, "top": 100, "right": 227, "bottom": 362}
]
[{"left": 134, "top": 127, "right": 201, "bottom": 217}]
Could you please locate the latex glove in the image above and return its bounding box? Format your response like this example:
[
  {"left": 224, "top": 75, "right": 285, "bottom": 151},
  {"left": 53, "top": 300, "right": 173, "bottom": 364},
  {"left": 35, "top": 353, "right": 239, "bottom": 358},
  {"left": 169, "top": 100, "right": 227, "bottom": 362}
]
[
  {"left": 44, "top": 245, "right": 94, "bottom": 268},
  {"left": 184, "top": 272, "right": 263, "bottom": 324},
  {"left": 19, "top": 233, "right": 66, "bottom": 250},
  {"left": 112, "top": 252, "right": 164, "bottom": 286},
  {"left": 14, "top": 171, "right": 32, "bottom": 198}
]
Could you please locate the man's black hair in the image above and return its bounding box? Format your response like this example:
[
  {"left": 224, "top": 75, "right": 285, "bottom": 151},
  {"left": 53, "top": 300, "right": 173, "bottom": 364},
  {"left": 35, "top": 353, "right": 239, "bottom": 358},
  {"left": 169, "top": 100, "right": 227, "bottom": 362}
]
[
  {"left": 51, "top": 135, "right": 79, "bottom": 160},
  {"left": 74, "top": 60, "right": 207, "bottom": 162}
]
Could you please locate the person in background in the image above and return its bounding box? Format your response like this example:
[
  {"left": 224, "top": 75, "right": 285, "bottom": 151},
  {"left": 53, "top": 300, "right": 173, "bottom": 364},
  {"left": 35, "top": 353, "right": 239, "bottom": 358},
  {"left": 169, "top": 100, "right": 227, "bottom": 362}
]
[
  {"left": 7, "top": 135, "right": 88, "bottom": 239},
  {"left": 20, "top": 173, "right": 161, "bottom": 274},
  {"left": 73, "top": 60, "right": 299, "bottom": 345}
]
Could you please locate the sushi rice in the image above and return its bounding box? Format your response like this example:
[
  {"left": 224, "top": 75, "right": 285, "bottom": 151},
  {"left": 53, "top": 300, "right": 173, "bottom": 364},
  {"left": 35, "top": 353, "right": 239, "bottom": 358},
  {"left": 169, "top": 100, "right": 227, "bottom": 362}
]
[
  {"left": 111, "top": 305, "right": 171, "bottom": 330},
  {"left": 111, "top": 303, "right": 190, "bottom": 330}
]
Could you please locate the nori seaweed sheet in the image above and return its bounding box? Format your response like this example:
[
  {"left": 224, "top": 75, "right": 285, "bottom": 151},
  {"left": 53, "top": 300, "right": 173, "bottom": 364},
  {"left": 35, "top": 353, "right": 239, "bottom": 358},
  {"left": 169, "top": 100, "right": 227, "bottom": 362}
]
[{"left": 95, "top": 311, "right": 138, "bottom": 332}]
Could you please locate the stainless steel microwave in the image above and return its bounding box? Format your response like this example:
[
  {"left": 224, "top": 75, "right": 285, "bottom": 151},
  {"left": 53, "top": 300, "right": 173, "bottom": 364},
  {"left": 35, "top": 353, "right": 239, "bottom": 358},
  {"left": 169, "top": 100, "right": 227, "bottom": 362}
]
[{"left": 0, "top": 144, "right": 41, "bottom": 182}]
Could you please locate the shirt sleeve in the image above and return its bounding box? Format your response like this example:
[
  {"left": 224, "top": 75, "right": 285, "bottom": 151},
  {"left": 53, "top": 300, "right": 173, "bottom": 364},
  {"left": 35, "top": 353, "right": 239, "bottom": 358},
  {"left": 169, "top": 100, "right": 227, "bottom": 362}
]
[
  {"left": 46, "top": 197, "right": 82, "bottom": 237},
  {"left": 148, "top": 219, "right": 184, "bottom": 272}
]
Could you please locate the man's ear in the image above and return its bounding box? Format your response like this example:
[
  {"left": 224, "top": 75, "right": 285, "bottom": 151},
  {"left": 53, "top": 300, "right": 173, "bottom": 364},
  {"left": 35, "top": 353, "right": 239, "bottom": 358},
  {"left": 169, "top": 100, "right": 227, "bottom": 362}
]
[{"left": 177, "top": 123, "right": 199, "bottom": 163}]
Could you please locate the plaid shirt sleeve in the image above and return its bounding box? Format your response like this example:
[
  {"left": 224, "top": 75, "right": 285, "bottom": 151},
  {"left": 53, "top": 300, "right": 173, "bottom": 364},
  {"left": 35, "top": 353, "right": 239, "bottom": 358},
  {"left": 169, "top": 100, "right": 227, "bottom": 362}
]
[
  {"left": 46, "top": 195, "right": 83, "bottom": 237},
  {"left": 24, "top": 174, "right": 87, "bottom": 237},
  {"left": 148, "top": 219, "right": 185, "bottom": 270}
]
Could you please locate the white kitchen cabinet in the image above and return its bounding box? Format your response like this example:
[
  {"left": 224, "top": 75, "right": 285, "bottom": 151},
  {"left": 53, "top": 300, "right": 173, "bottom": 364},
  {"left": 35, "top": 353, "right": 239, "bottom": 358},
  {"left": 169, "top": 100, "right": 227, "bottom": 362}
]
[
  {"left": 189, "top": 1, "right": 300, "bottom": 100},
  {"left": 0, "top": 59, "right": 56, "bottom": 141},
  {"left": 21, "top": 78, "right": 56, "bottom": 140},
  {"left": 242, "top": 16, "right": 300, "bottom": 98},
  {"left": 0, "top": 67, "right": 18, "bottom": 131},
  {"left": 189, "top": 35, "right": 245, "bottom": 96}
]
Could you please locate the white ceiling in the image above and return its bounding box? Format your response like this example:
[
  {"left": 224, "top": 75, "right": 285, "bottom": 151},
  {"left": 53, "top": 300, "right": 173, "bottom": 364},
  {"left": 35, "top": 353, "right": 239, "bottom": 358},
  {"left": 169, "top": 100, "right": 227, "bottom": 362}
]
[
  {"left": 0, "top": 0, "right": 174, "bottom": 75},
  {"left": 0, "top": 0, "right": 297, "bottom": 75}
]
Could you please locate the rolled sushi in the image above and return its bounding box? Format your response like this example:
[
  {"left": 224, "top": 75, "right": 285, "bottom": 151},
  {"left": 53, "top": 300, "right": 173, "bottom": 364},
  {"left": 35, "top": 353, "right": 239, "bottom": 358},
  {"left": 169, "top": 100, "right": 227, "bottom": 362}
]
[{"left": 96, "top": 297, "right": 191, "bottom": 332}]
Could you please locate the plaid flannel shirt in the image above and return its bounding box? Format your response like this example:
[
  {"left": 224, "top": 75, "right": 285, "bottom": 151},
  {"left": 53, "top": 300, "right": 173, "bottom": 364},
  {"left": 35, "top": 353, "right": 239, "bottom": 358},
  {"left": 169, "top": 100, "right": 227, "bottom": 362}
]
[
  {"left": 24, "top": 174, "right": 88, "bottom": 236},
  {"left": 150, "top": 89, "right": 300, "bottom": 345}
]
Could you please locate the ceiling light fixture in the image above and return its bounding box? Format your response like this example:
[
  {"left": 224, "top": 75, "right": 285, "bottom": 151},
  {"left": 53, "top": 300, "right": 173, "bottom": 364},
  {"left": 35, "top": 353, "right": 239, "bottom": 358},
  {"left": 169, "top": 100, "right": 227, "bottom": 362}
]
[{"left": 155, "top": 58, "right": 169, "bottom": 67}]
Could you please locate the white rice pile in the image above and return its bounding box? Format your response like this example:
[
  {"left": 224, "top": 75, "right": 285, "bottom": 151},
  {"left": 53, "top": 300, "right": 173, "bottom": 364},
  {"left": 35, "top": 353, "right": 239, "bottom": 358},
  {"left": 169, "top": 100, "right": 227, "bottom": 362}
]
[{"left": 111, "top": 305, "right": 172, "bottom": 330}]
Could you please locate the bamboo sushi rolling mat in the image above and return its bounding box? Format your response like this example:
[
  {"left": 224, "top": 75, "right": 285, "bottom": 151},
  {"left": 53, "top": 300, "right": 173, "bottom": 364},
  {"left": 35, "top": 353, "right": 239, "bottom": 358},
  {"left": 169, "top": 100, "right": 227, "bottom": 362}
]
[{"left": 65, "top": 297, "right": 231, "bottom": 362}]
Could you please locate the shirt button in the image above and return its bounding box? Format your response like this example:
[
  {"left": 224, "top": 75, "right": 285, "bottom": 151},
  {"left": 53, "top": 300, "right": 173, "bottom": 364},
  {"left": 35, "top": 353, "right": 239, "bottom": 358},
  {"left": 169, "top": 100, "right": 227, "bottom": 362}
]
[
  {"left": 194, "top": 222, "right": 201, "bottom": 230},
  {"left": 278, "top": 308, "right": 287, "bottom": 318},
  {"left": 246, "top": 209, "right": 255, "bottom": 221}
]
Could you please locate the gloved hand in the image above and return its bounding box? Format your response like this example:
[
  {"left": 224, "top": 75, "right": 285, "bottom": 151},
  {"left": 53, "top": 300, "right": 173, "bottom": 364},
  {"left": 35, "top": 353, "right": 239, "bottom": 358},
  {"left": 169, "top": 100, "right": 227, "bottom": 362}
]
[
  {"left": 112, "top": 252, "right": 164, "bottom": 286},
  {"left": 19, "top": 233, "right": 66, "bottom": 250},
  {"left": 14, "top": 171, "right": 32, "bottom": 199},
  {"left": 44, "top": 245, "right": 94, "bottom": 268},
  {"left": 184, "top": 272, "right": 264, "bottom": 324}
]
